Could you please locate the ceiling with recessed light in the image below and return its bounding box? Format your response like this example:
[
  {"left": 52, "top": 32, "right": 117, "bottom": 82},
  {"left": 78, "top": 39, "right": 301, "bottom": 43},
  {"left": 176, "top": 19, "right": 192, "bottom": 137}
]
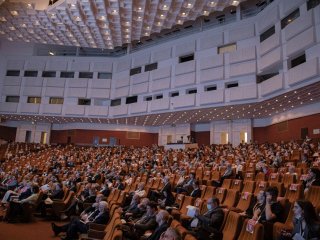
[
  {"left": 1, "top": 81, "right": 320, "bottom": 126},
  {"left": 0, "top": 0, "right": 244, "bottom": 49}
]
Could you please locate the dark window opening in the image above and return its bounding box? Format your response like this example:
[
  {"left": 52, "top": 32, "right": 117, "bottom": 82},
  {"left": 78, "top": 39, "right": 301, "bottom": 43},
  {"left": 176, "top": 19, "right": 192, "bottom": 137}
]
[
  {"left": 145, "top": 96, "right": 152, "bottom": 101},
  {"left": 205, "top": 85, "right": 217, "bottom": 91},
  {"left": 6, "top": 70, "right": 20, "bottom": 76},
  {"left": 130, "top": 67, "right": 142, "bottom": 76},
  {"left": 79, "top": 72, "right": 93, "bottom": 78},
  {"left": 126, "top": 96, "right": 138, "bottom": 104},
  {"left": 256, "top": 72, "right": 279, "bottom": 83},
  {"left": 110, "top": 98, "right": 121, "bottom": 106},
  {"left": 78, "top": 98, "right": 91, "bottom": 105},
  {"left": 307, "top": 0, "right": 320, "bottom": 10},
  {"left": 260, "top": 26, "right": 275, "bottom": 42},
  {"left": 6, "top": 96, "right": 20, "bottom": 103},
  {"left": 42, "top": 71, "right": 56, "bottom": 77},
  {"left": 226, "top": 82, "right": 239, "bottom": 88},
  {"left": 187, "top": 89, "right": 197, "bottom": 94},
  {"left": 155, "top": 95, "right": 163, "bottom": 99},
  {"left": 170, "top": 92, "right": 179, "bottom": 97},
  {"left": 281, "top": 8, "right": 300, "bottom": 29},
  {"left": 24, "top": 71, "right": 38, "bottom": 77},
  {"left": 145, "top": 63, "right": 158, "bottom": 72},
  {"left": 179, "top": 54, "right": 194, "bottom": 63},
  {"left": 98, "top": 72, "right": 112, "bottom": 79},
  {"left": 290, "top": 54, "right": 306, "bottom": 68},
  {"left": 60, "top": 71, "right": 75, "bottom": 78}
]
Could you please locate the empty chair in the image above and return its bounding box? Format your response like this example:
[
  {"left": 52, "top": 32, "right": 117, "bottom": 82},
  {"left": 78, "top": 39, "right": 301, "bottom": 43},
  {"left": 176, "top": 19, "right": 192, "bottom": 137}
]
[
  {"left": 171, "top": 196, "right": 194, "bottom": 220},
  {"left": 231, "top": 192, "right": 253, "bottom": 213},
  {"left": 305, "top": 185, "right": 320, "bottom": 210},
  {"left": 255, "top": 172, "right": 266, "bottom": 182},
  {"left": 180, "top": 198, "right": 204, "bottom": 222},
  {"left": 272, "top": 206, "right": 294, "bottom": 240},
  {"left": 201, "top": 170, "right": 212, "bottom": 185},
  {"left": 282, "top": 173, "right": 297, "bottom": 188},
  {"left": 243, "top": 172, "right": 255, "bottom": 181},
  {"left": 202, "top": 186, "right": 215, "bottom": 200},
  {"left": 269, "top": 173, "right": 281, "bottom": 182},
  {"left": 222, "top": 211, "right": 243, "bottom": 240},
  {"left": 284, "top": 183, "right": 303, "bottom": 203},
  {"left": 237, "top": 218, "right": 264, "bottom": 240},
  {"left": 215, "top": 187, "right": 227, "bottom": 204},
  {"left": 242, "top": 181, "right": 256, "bottom": 193},
  {"left": 221, "top": 179, "right": 232, "bottom": 189},
  {"left": 221, "top": 189, "right": 239, "bottom": 209},
  {"left": 199, "top": 185, "right": 207, "bottom": 198},
  {"left": 230, "top": 179, "right": 243, "bottom": 192}
]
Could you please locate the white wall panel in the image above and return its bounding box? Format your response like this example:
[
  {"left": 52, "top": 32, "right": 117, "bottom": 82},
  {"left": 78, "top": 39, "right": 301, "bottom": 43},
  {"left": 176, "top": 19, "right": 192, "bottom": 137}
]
[
  {"left": 199, "top": 90, "right": 224, "bottom": 105},
  {"left": 228, "top": 24, "right": 255, "bottom": 43},
  {"left": 200, "top": 67, "right": 224, "bottom": 82},
  {"left": 131, "top": 72, "right": 149, "bottom": 84},
  {"left": 152, "top": 78, "right": 171, "bottom": 91},
  {"left": 260, "top": 34, "right": 280, "bottom": 55},
  {"left": 286, "top": 27, "right": 315, "bottom": 57},
  {"left": 45, "top": 60, "right": 68, "bottom": 71},
  {"left": 229, "top": 61, "right": 256, "bottom": 77},
  {"left": 46, "top": 78, "right": 66, "bottom": 87},
  {"left": 114, "top": 86, "right": 129, "bottom": 98},
  {"left": 229, "top": 46, "right": 256, "bottom": 64},
  {"left": 67, "top": 88, "right": 87, "bottom": 97},
  {"left": 90, "top": 88, "right": 110, "bottom": 98},
  {"left": 92, "top": 62, "right": 113, "bottom": 72},
  {"left": 199, "top": 55, "right": 224, "bottom": 70},
  {"left": 116, "top": 59, "right": 131, "bottom": 72},
  {"left": 109, "top": 105, "right": 128, "bottom": 116},
  {"left": 45, "top": 87, "right": 64, "bottom": 97},
  {"left": 6, "top": 59, "right": 25, "bottom": 69},
  {"left": 23, "top": 86, "right": 42, "bottom": 96},
  {"left": 25, "top": 59, "right": 46, "bottom": 70},
  {"left": 130, "top": 102, "right": 148, "bottom": 114},
  {"left": 150, "top": 98, "right": 170, "bottom": 111},
  {"left": 257, "top": 6, "right": 279, "bottom": 32},
  {"left": 259, "top": 47, "right": 282, "bottom": 71},
  {"left": 132, "top": 82, "right": 149, "bottom": 95},
  {"left": 0, "top": 102, "right": 18, "bottom": 112},
  {"left": 175, "top": 60, "right": 195, "bottom": 75},
  {"left": 280, "top": 0, "right": 304, "bottom": 16},
  {"left": 288, "top": 58, "right": 318, "bottom": 86},
  {"left": 199, "top": 33, "right": 223, "bottom": 50},
  {"left": 153, "top": 48, "right": 172, "bottom": 62},
  {"left": 152, "top": 66, "right": 171, "bottom": 80},
  {"left": 175, "top": 72, "right": 196, "bottom": 87},
  {"left": 42, "top": 104, "right": 63, "bottom": 114},
  {"left": 260, "top": 73, "right": 284, "bottom": 96},
  {"left": 20, "top": 103, "right": 40, "bottom": 113},
  {"left": 2, "top": 86, "right": 20, "bottom": 95},
  {"left": 87, "top": 106, "right": 109, "bottom": 116},
  {"left": 285, "top": 13, "right": 313, "bottom": 41},
  {"left": 133, "top": 53, "right": 150, "bottom": 67},
  {"left": 228, "top": 85, "right": 257, "bottom": 101},
  {"left": 70, "top": 61, "right": 90, "bottom": 71},
  {"left": 175, "top": 41, "right": 196, "bottom": 56},
  {"left": 65, "top": 105, "right": 85, "bottom": 115},
  {"left": 91, "top": 79, "right": 111, "bottom": 88},
  {"left": 115, "top": 77, "right": 130, "bottom": 88},
  {"left": 25, "top": 78, "right": 43, "bottom": 86},
  {"left": 171, "top": 94, "right": 195, "bottom": 109},
  {"left": 68, "top": 79, "right": 88, "bottom": 88},
  {"left": 4, "top": 77, "right": 21, "bottom": 86}
]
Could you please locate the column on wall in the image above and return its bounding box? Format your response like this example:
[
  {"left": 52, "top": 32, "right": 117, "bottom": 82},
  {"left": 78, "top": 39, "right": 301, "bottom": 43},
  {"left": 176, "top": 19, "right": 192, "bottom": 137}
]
[
  {"left": 15, "top": 123, "right": 51, "bottom": 144},
  {"left": 158, "top": 123, "right": 191, "bottom": 146},
  {"left": 210, "top": 119, "right": 252, "bottom": 146}
]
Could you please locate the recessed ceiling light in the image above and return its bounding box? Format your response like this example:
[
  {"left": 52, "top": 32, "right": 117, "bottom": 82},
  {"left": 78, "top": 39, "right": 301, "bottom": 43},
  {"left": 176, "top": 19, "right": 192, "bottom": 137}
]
[
  {"left": 232, "top": 1, "right": 240, "bottom": 6},
  {"left": 10, "top": 10, "right": 19, "bottom": 16}
]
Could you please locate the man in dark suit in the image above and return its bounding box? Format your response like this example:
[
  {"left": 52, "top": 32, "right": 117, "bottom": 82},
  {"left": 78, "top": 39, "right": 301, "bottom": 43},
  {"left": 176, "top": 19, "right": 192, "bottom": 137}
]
[
  {"left": 150, "top": 176, "right": 174, "bottom": 207},
  {"left": 51, "top": 201, "right": 110, "bottom": 240},
  {"left": 189, "top": 180, "right": 201, "bottom": 198},
  {"left": 191, "top": 197, "right": 224, "bottom": 239},
  {"left": 147, "top": 210, "right": 170, "bottom": 240},
  {"left": 120, "top": 201, "right": 158, "bottom": 240}
]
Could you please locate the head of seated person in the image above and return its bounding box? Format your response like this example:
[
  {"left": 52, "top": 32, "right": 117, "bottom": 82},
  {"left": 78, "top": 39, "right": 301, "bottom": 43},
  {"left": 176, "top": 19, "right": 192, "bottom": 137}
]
[{"left": 159, "top": 227, "right": 182, "bottom": 240}]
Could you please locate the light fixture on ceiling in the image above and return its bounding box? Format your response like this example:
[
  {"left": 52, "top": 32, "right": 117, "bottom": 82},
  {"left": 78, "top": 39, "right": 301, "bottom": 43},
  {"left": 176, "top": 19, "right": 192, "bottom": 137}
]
[
  {"left": 10, "top": 10, "right": 18, "bottom": 16},
  {"left": 48, "top": 50, "right": 55, "bottom": 56},
  {"left": 232, "top": 1, "right": 240, "bottom": 6}
]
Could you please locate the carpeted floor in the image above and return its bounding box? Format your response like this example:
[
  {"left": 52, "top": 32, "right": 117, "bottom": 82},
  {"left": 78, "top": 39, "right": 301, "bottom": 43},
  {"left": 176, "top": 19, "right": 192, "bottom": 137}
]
[{"left": 0, "top": 208, "right": 67, "bottom": 240}]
